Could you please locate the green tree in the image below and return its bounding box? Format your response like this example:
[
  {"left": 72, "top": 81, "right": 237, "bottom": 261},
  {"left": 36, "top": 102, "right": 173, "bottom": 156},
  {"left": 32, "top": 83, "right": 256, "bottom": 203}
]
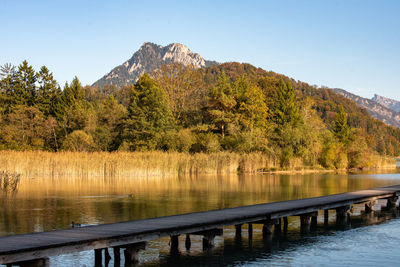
[
  {"left": 62, "top": 76, "right": 85, "bottom": 107},
  {"left": 272, "top": 79, "right": 301, "bottom": 128},
  {"left": 11, "top": 60, "right": 37, "bottom": 107},
  {"left": 332, "top": 105, "right": 350, "bottom": 144},
  {"left": 120, "top": 74, "right": 173, "bottom": 151},
  {"left": 92, "top": 96, "right": 127, "bottom": 151},
  {"left": 59, "top": 77, "right": 88, "bottom": 135},
  {"left": 207, "top": 71, "right": 236, "bottom": 139},
  {"left": 36, "top": 66, "right": 62, "bottom": 117},
  {"left": 0, "top": 63, "right": 16, "bottom": 112}
]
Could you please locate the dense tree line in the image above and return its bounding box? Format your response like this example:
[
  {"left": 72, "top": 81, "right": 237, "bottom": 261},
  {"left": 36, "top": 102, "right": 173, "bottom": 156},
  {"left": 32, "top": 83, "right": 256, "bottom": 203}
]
[{"left": 1, "top": 61, "right": 399, "bottom": 169}]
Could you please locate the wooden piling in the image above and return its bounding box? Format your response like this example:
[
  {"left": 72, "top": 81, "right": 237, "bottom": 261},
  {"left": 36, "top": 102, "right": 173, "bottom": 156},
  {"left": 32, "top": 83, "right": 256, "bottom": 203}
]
[
  {"left": 170, "top": 235, "right": 179, "bottom": 253},
  {"left": 113, "top": 247, "right": 120, "bottom": 265},
  {"left": 124, "top": 242, "right": 146, "bottom": 264},
  {"left": 235, "top": 224, "right": 242, "bottom": 238},
  {"left": 94, "top": 249, "right": 102, "bottom": 266},
  {"left": 185, "top": 234, "right": 191, "bottom": 251},
  {"left": 248, "top": 223, "right": 253, "bottom": 239},
  {"left": 387, "top": 194, "right": 398, "bottom": 209},
  {"left": 324, "top": 209, "right": 329, "bottom": 226},
  {"left": 202, "top": 232, "right": 216, "bottom": 250},
  {"left": 311, "top": 212, "right": 318, "bottom": 230}
]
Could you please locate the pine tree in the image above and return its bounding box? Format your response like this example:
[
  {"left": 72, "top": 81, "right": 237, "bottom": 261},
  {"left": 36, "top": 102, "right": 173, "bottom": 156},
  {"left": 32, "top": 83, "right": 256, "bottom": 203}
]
[
  {"left": 62, "top": 76, "right": 85, "bottom": 107},
  {"left": 333, "top": 105, "right": 350, "bottom": 144},
  {"left": 207, "top": 71, "right": 236, "bottom": 138},
  {"left": 272, "top": 79, "right": 301, "bottom": 128},
  {"left": 0, "top": 63, "right": 16, "bottom": 111},
  {"left": 13, "top": 60, "right": 37, "bottom": 106},
  {"left": 36, "top": 66, "right": 62, "bottom": 117},
  {"left": 121, "top": 74, "right": 173, "bottom": 150}
]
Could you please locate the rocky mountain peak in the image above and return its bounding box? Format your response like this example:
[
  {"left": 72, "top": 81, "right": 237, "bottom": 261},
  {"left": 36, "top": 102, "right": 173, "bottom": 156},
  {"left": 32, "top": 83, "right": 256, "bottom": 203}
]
[
  {"left": 93, "top": 42, "right": 215, "bottom": 88},
  {"left": 372, "top": 94, "right": 400, "bottom": 113},
  {"left": 333, "top": 88, "right": 400, "bottom": 128}
]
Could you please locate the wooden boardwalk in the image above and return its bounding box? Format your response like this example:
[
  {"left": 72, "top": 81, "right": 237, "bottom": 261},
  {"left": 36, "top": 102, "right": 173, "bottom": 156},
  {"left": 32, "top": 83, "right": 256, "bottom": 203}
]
[{"left": 1, "top": 185, "right": 400, "bottom": 266}]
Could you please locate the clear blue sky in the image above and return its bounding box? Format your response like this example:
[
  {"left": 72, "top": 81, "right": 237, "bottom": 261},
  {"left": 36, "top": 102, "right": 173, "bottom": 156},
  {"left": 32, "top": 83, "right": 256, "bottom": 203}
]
[{"left": 1, "top": 0, "right": 399, "bottom": 99}]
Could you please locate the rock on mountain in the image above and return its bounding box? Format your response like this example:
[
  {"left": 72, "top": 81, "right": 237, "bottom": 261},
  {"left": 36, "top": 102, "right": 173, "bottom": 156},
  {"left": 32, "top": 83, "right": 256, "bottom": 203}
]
[
  {"left": 93, "top": 42, "right": 217, "bottom": 88},
  {"left": 333, "top": 88, "right": 400, "bottom": 128},
  {"left": 372, "top": 94, "right": 400, "bottom": 113}
]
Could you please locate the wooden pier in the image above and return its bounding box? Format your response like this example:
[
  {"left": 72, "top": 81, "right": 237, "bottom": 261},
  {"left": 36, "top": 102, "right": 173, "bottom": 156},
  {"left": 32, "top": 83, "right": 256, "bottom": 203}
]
[{"left": 1, "top": 185, "right": 400, "bottom": 266}]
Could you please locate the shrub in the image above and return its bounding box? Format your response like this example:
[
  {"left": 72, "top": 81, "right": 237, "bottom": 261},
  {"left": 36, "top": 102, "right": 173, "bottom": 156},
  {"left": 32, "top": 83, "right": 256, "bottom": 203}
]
[{"left": 62, "top": 130, "right": 95, "bottom": 152}]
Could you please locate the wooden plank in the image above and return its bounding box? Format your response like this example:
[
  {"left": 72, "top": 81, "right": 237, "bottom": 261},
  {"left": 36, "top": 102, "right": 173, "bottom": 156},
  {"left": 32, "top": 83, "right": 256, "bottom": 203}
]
[{"left": 1, "top": 185, "right": 400, "bottom": 264}]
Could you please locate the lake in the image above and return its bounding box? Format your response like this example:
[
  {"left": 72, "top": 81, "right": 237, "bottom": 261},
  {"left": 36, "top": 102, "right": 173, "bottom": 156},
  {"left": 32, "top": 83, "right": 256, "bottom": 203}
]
[{"left": 1, "top": 167, "right": 400, "bottom": 266}]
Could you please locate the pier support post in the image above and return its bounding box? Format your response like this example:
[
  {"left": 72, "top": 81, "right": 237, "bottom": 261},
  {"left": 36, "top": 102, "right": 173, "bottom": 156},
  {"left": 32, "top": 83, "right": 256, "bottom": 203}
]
[
  {"left": 262, "top": 221, "right": 274, "bottom": 236},
  {"left": 113, "top": 247, "right": 121, "bottom": 265},
  {"left": 104, "top": 248, "right": 111, "bottom": 264},
  {"left": 324, "top": 209, "right": 329, "bottom": 226},
  {"left": 336, "top": 205, "right": 350, "bottom": 228},
  {"left": 248, "top": 223, "right": 253, "bottom": 240},
  {"left": 274, "top": 218, "right": 282, "bottom": 236},
  {"left": 185, "top": 234, "right": 191, "bottom": 251},
  {"left": 124, "top": 242, "right": 146, "bottom": 264},
  {"left": 300, "top": 214, "right": 311, "bottom": 233},
  {"left": 94, "top": 248, "right": 102, "bottom": 266},
  {"left": 235, "top": 224, "right": 242, "bottom": 238},
  {"left": 387, "top": 194, "right": 398, "bottom": 209},
  {"left": 365, "top": 200, "right": 376, "bottom": 213},
  {"left": 170, "top": 235, "right": 179, "bottom": 253},
  {"left": 311, "top": 212, "right": 318, "bottom": 230},
  {"left": 283, "top": 217, "right": 288, "bottom": 233},
  {"left": 202, "top": 232, "right": 216, "bottom": 250},
  {"left": 189, "top": 229, "right": 222, "bottom": 251}
]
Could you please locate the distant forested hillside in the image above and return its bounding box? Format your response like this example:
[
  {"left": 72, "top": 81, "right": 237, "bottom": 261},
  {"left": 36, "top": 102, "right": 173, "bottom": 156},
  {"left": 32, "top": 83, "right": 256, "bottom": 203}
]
[{"left": 0, "top": 61, "right": 398, "bottom": 170}]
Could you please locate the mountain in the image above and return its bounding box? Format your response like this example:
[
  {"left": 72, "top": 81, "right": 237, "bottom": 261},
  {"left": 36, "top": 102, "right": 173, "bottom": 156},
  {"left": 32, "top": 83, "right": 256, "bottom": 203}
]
[
  {"left": 93, "top": 42, "right": 218, "bottom": 88},
  {"left": 333, "top": 88, "right": 400, "bottom": 128},
  {"left": 372, "top": 94, "right": 400, "bottom": 113}
]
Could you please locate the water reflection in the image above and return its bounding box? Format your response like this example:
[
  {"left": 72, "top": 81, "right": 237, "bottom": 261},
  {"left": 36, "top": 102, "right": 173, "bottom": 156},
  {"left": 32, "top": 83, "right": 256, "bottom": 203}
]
[{"left": 1, "top": 170, "right": 400, "bottom": 266}]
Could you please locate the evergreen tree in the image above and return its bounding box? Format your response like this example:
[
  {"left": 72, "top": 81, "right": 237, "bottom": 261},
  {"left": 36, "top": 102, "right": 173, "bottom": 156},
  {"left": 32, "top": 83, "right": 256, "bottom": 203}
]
[
  {"left": 272, "top": 79, "right": 301, "bottom": 128},
  {"left": 121, "top": 74, "right": 173, "bottom": 150},
  {"left": 62, "top": 76, "right": 85, "bottom": 107},
  {"left": 59, "top": 77, "right": 87, "bottom": 135},
  {"left": 36, "top": 66, "right": 62, "bottom": 117},
  {"left": 332, "top": 105, "right": 350, "bottom": 144},
  {"left": 0, "top": 63, "right": 16, "bottom": 111},
  {"left": 207, "top": 71, "right": 236, "bottom": 138},
  {"left": 13, "top": 60, "right": 37, "bottom": 106}
]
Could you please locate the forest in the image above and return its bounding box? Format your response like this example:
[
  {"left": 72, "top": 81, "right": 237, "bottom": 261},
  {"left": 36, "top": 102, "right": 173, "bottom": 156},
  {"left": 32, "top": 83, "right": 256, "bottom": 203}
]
[{"left": 0, "top": 60, "right": 399, "bottom": 170}]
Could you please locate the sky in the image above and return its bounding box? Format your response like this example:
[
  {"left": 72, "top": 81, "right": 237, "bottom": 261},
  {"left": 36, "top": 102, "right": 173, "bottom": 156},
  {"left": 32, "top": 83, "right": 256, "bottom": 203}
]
[{"left": 1, "top": 0, "right": 399, "bottom": 100}]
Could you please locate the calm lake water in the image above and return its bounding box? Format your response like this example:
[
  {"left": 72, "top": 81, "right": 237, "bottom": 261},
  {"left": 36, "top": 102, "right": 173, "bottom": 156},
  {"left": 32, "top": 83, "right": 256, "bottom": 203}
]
[{"left": 2, "top": 167, "right": 400, "bottom": 266}]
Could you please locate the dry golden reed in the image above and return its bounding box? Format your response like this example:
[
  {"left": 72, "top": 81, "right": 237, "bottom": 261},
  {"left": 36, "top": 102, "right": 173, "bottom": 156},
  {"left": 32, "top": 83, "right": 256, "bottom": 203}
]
[
  {"left": 0, "top": 151, "right": 280, "bottom": 178},
  {"left": 0, "top": 151, "right": 395, "bottom": 179}
]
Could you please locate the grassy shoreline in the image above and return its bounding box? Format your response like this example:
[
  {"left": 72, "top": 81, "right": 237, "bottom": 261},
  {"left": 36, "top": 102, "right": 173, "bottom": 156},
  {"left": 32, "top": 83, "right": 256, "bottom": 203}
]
[{"left": 0, "top": 151, "right": 396, "bottom": 178}]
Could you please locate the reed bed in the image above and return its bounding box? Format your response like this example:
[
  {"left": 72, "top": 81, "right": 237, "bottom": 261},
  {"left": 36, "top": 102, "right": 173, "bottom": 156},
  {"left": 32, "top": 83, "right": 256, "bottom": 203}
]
[
  {"left": 0, "top": 151, "right": 280, "bottom": 179},
  {"left": 0, "top": 151, "right": 395, "bottom": 179},
  {"left": 0, "top": 170, "right": 21, "bottom": 193}
]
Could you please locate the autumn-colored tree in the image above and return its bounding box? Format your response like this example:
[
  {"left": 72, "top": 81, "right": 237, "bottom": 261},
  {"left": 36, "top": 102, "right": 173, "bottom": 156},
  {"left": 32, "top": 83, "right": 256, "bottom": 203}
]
[
  {"left": 153, "top": 63, "right": 204, "bottom": 124},
  {"left": 234, "top": 76, "right": 269, "bottom": 131}
]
